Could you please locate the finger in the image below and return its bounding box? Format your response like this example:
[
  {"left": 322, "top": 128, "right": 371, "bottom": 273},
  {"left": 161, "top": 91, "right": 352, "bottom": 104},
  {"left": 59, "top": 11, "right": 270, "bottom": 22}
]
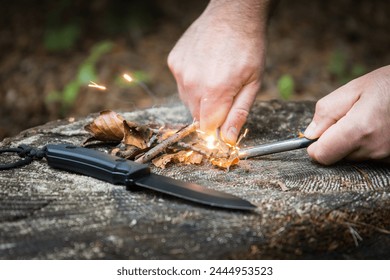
[
  {"left": 307, "top": 106, "right": 362, "bottom": 165},
  {"left": 304, "top": 81, "right": 361, "bottom": 139},
  {"left": 199, "top": 86, "right": 235, "bottom": 135},
  {"left": 220, "top": 81, "right": 259, "bottom": 144},
  {"left": 177, "top": 76, "right": 202, "bottom": 121}
]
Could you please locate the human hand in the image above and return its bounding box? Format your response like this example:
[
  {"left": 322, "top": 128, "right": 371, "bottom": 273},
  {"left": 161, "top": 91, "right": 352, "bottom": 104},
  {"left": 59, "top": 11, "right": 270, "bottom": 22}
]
[
  {"left": 168, "top": 0, "right": 270, "bottom": 144},
  {"left": 304, "top": 65, "right": 390, "bottom": 165}
]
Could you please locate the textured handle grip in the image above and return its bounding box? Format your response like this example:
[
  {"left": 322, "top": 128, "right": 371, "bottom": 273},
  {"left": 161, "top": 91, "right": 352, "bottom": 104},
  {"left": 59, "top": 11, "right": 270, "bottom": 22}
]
[{"left": 45, "top": 144, "right": 150, "bottom": 185}]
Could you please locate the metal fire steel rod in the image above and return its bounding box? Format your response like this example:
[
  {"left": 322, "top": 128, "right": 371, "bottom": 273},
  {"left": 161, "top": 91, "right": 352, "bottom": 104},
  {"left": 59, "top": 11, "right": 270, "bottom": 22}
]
[{"left": 238, "top": 137, "right": 317, "bottom": 159}]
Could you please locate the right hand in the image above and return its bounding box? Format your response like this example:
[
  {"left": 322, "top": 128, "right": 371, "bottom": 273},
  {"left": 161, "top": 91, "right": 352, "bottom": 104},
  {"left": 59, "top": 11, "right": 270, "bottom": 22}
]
[
  {"left": 305, "top": 65, "right": 390, "bottom": 165},
  {"left": 167, "top": 0, "right": 269, "bottom": 144}
]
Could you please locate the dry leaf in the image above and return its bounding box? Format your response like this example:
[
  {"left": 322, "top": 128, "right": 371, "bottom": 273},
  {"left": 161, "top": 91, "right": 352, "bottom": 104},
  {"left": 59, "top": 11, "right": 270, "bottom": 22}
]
[
  {"left": 123, "top": 121, "right": 152, "bottom": 149},
  {"left": 152, "top": 150, "right": 204, "bottom": 168},
  {"left": 210, "top": 156, "right": 240, "bottom": 170},
  {"left": 184, "top": 151, "right": 203, "bottom": 165},
  {"left": 111, "top": 145, "right": 146, "bottom": 159},
  {"left": 84, "top": 110, "right": 125, "bottom": 143},
  {"left": 152, "top": 153, "right": 176, "bottom": 169}
]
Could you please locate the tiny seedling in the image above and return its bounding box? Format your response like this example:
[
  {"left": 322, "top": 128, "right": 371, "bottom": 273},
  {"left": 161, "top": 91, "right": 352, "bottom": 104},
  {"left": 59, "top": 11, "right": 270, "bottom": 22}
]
[{"left": 277, "top": 74, "right": 295, "bottom": 100}]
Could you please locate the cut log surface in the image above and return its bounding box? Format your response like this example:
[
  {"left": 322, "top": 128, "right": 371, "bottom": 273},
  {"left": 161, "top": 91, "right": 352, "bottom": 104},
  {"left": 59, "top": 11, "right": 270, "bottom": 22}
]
[{"left": 1, "top": 100, "right": 390, "bottom": 259}]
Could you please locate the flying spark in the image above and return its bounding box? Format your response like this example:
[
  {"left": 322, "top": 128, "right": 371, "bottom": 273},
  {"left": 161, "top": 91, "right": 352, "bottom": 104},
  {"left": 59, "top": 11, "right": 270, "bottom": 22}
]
[
  {"left": 123, "top": 73, "right": 133, "bottom": 83},
  {"left": 88, "top": 81, "right": 106, "bottom": 90}
]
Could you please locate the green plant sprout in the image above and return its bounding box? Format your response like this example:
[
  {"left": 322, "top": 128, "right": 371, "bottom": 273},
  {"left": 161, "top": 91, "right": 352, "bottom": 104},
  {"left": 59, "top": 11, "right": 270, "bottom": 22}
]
[
  {"left": 46, "top": 41, "right": 113, "bottom": 116},
  {"left": 277, "top": 74, "right": 295, "bottom": 100}
]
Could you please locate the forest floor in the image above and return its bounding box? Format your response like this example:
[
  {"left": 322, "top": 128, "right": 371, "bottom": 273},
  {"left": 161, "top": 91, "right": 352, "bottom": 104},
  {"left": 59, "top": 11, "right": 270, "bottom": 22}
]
[{"left": 1, "top": 0, "right": 389, "bottom": 140}]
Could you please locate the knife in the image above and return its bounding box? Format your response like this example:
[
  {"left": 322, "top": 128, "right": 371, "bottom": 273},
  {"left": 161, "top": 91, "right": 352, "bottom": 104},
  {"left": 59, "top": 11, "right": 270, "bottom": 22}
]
[
  {"left": 238, "top": 137, "right": 317, "bottom": 159},
  {"left": 45, "top": 144, "right": 256, "bottom": 211}
]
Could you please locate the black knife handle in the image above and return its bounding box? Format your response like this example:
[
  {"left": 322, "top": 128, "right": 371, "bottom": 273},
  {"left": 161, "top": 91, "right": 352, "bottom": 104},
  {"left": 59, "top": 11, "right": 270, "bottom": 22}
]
[{"left": 45, "top": 144, "right": 150, "bottom": 186}]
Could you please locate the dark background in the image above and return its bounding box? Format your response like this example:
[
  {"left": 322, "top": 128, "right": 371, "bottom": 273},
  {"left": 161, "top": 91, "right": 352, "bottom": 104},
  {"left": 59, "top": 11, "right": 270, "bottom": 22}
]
[{"left": 1, "top": 0, "right": 389, "bottom": 140}]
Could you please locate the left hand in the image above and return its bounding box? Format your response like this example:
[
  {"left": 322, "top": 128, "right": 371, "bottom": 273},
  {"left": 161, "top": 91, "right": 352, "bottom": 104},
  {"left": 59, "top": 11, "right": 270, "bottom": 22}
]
[{"left": 304, "top": 65, "right": 390, "bottom": 165}]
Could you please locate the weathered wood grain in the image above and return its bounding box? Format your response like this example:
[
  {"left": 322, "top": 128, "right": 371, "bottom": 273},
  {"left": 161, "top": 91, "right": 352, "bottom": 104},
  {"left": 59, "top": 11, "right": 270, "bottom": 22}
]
[{"left": 1, "top": 100, "right": 390, "bottom": 259}]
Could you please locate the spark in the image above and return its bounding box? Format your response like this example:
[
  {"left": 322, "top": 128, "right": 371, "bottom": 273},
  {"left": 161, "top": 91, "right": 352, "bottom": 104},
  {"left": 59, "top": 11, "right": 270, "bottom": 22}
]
[
  {"left": 123, "top": 72, "right": 158, "bottom": 102},
  {"left": 88, "top": 81, "right": 106, "bottom": 90},
  {"left": 206, "top": 135, "right": 216, "bottom": 150},
  {"left": 236, "top": 128, "right": 249, "bottom": 146},
  {"left": 186, "top": 151, "right": 194, "bottom": 157},
  {"left": 123, "top": 73, "right": 133, "bottom": 83}
]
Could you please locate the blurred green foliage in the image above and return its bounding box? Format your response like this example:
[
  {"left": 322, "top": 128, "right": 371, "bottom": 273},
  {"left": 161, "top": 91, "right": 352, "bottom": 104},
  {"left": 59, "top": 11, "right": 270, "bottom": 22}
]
[
  {"left": 43, "top": 0, "right": 82, "bottom": 52},
  {"left": 103, "top": 1, "right": 158, "bottom": 38},
  {"left": 44, "top": 22, "right": 81, "bottom": 52},
  {"left": 46, "top": 41, "right": 113, "bottom": 116},
  {"left": 277, "top": 74, "right": 295, "bottom": 100},
  {"left": 328, "top": 50, "right": 366, "bottom": 85},
  {"left": 43, "top": 0, "right": 159, "bottom": 52}
]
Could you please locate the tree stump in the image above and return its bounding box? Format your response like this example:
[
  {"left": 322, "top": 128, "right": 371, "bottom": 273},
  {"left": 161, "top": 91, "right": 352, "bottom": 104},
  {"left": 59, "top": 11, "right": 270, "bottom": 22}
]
[{"left": 1, "top": 100, "right": 390, "bottom": 259}]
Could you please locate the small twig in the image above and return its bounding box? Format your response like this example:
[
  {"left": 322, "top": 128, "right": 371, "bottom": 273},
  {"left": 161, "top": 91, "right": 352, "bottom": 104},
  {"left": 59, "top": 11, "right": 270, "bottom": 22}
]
[
  {"left": 147, "top": 132, "right": 160, "bottom": 148},
  {"left": 135, "top": 121, "right": 199, "bottom": 163},
  {"left": 176, "top": 142, "right": 212, "bottom": 157}
]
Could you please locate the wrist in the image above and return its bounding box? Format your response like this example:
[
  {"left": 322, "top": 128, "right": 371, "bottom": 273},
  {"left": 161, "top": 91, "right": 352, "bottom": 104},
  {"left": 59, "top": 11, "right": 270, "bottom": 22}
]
[{"left": 204, "top": 0, "right": 273, "bottom": 33}]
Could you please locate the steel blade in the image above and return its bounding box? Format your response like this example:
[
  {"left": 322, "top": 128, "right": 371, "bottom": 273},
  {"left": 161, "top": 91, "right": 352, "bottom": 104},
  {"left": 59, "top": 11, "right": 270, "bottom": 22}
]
[{"left": 134, "top": 173, "right": 256, "bottom": 211}]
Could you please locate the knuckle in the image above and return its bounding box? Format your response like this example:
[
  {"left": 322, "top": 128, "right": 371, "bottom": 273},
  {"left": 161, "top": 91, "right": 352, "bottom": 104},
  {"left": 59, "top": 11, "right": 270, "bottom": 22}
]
[
  {"left": 354, "top": 116, "right": 375, "bottom": 140},
  {"left": 314, "top": 99, "right": 332, "bottom": 118},
  {"left": 166, "top": 52, "right": 177, "bottom": 71},
  {"left": 231, "top": 107, "right": 249, "bottom": 123},
  {"left": 203, "top": 82, "right": 232, "bottom": 95}
]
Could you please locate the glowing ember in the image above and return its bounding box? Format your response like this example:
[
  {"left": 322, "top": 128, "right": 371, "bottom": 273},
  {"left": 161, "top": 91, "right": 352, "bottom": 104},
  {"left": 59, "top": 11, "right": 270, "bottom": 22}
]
[
  {"left": 186, "top": 151, "right": 194, "bottom": 156},
  {"left": 88, "top": 81, "right": 106, "bottom": 90},
  {"left": 206, "top": 135, "right": 216, "bottom": 150},
  {"left": 123, "top": 73, "right": 133, "bottom": 83}
]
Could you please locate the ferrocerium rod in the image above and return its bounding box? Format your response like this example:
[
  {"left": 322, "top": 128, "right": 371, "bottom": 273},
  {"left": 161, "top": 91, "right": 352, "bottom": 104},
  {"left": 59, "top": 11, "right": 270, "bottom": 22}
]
[{"left": 238, "top": 137, "right": 317, "bottom": 159}]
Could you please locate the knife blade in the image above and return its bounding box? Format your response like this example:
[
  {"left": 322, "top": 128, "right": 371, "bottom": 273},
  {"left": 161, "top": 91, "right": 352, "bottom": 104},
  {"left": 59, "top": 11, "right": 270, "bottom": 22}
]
[{"left": 45, "top": 144, "right": 256, "bottom": 211}]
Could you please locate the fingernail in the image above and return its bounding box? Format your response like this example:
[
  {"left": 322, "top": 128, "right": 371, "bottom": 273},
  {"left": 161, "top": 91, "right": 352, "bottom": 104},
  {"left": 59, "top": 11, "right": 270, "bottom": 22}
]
[
  {"left": 225, "top": 126, "right": 238, "bottom": 144},
  {"left": 304, "top": 121, "right": 317, "bottom": 139}
]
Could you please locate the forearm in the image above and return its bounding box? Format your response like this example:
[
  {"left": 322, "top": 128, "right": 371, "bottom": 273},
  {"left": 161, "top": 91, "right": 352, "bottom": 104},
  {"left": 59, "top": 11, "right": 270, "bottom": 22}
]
[{"left": 204, "top": 0, "right": 275, "bottom": 33}]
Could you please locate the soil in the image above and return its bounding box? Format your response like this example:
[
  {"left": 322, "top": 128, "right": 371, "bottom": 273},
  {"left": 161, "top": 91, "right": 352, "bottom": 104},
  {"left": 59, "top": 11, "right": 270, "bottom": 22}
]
[{"left": 1, "top": 0, "right": 389, "bottom": 140}]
